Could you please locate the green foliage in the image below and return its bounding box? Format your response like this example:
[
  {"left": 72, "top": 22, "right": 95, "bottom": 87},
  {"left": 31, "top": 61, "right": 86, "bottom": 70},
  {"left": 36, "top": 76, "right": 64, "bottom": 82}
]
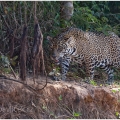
[
  {"left": 0, "top": 54, "right": 18, "bottom": 74},
  {"left": 73, "top": 112, "right": 82, "bottom": 117},
  {"left": 0, "top": 54, "right": 10, "bottom": 66},
  {"left": 72, "top": 6, "right": 100, "bottom": 30},
  {"left": 90, "top": 80, "right": 97, "bottom": 86},
  {"left": 72, "top": 1, "right": 119, "bottom": 35},
  {"left": 8, "top": 56, "right": 18, "bottom": 67},
  {"left": 115, "top": 111, "right": 120, "bottom": 118},
  {"left": 1, "top": 1, "right": 120, "bottom": 38},
  {"left": 0, "top": 54, "right": 11, "bottom": 74},
  {"left": 58, "top": 95, "right": 62, "bottom": 101},
  {"left": 111, "top": 89, "right": 117, "bottom": 93},
  {"left": 42, "top": 105, "right": 47, "bottom": 110}
]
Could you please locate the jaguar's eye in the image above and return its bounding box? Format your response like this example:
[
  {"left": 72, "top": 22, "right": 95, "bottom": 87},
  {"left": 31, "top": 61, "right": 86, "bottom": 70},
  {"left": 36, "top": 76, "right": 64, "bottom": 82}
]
[
  {"left": 63, "top": 38, "right": 68, "bottom": 41},
  {"left": 58, "top": 47, "right": 63, "bottom": 51},
  {"left": 50, "top": 45, "right": 53, "bottom": 49}
]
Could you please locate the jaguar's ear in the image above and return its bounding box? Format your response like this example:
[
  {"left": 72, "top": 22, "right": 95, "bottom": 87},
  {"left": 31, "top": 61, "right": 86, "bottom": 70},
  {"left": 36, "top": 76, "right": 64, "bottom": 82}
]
[
  {"left": 47, "top": 36, "right": 53, "bottom": 41},
  {"left": 47, "top": 36, "right": 53, "bottom": 45},
  {"left": 67, "top": 36, "right": 75, "bottom": 45}
]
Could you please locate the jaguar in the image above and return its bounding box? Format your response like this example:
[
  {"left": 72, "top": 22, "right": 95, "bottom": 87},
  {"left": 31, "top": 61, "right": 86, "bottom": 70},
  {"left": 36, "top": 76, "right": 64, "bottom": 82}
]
[{"left": 47, "top": 27, "right": 120, "bottom": 84}]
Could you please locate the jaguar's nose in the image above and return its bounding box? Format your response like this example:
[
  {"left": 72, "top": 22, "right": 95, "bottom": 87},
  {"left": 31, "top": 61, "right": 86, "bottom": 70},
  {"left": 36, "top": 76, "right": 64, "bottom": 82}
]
[
  {"left": 52, "top": 55, "right": 56, "bottom": 59},
  {"left": 52, "top": 55, "right": 59, "bottom": 63}
]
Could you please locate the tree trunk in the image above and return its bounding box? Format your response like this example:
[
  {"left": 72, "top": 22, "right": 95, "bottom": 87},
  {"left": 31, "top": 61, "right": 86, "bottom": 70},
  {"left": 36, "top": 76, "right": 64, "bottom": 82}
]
[{"left": 60, "top": 1, "right": 74, "bottom": 21}]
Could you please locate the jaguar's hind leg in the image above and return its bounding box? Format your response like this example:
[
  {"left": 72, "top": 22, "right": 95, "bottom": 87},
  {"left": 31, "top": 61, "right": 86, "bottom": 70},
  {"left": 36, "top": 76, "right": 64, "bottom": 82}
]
[
  {"left": 95, "top": 60, "right": 114, "bottom": 85},
  {"left": 103, "top": 66, "right": 114, "bottom": 85},
  {"left": 85, "top": 68, "right": 95, "bottom": 83},
  {"left": 84, "top": 59, "right": 95, "bottom": 83}
]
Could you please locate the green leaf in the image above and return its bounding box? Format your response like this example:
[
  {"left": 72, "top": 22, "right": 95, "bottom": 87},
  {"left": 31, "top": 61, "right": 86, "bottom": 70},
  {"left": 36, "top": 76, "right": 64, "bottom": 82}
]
[
  {"left": 42, "top": 105, "right": 47, "bottom": 110},
  {"left": 12, "top": 56, "right": 18, "bottom": 61},
  {"left": 73, "top": 112, "right": 82, "bottom": 117},
  {"left": 115, "top": 112, "right": 119, "bottom": 117},
  {"left": 90, "top": 80, "right": 97, "bottom": 86},
  {"left": 58, "top": 95, "right": 62, "bottom": 101},
  {"left": 0, "top": 55, "right": 10, "bottom": 66},
  {"left": 101, "top": 17, "right": 108, "bottom": 23},
  {"left": 111, "top": 90, "right": 117, "bottom": 93}
]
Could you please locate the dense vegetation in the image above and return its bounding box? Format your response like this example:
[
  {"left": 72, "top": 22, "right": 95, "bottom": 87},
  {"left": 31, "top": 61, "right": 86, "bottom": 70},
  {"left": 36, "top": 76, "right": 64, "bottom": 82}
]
[{"left": 0, "top": 1, "right": 120, "bottom": 76}]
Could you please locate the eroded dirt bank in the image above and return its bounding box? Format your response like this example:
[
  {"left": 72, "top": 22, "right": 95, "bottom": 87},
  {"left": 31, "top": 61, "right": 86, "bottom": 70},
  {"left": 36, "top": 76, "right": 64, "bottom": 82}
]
[{"left": 0, "top": 77, "right": 120, "bottom": 119}]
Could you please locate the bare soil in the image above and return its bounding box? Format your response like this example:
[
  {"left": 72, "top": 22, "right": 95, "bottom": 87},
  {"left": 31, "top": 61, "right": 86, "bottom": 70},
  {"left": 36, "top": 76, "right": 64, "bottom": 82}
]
[{"left": 0, "top": 75, "right": 120, "bottom": 119}]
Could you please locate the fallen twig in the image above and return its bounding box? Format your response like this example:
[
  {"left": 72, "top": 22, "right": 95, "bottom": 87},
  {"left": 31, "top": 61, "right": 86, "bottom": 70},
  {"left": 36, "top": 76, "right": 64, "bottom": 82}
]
[{"left": 0, "top": 75, "right": 47, "bottom": 96}]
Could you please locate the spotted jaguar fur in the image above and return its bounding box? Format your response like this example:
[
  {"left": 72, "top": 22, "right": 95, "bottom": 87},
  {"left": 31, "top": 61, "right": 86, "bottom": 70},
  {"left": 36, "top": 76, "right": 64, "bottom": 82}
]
[{"left": 47, "top": 27, "right": 120, "bottom": 84}]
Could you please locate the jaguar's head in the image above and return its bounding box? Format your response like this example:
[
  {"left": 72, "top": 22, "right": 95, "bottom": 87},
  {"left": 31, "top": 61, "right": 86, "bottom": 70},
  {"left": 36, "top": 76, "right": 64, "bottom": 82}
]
[{"left": 47, "top": 35, "right": 75, "bottom": 64}]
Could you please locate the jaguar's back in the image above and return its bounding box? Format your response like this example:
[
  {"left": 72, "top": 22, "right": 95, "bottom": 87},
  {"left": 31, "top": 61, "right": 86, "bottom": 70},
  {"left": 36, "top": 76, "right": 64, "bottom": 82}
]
[{"left": 75, "top": 30, "right": 120, "bottom": 67}]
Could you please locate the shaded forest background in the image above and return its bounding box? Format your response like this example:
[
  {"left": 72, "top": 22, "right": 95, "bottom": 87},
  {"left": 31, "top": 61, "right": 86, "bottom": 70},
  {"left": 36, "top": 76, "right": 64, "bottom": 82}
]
[{"left": 0, "top": 1, "right": 120, "bottom": 77}]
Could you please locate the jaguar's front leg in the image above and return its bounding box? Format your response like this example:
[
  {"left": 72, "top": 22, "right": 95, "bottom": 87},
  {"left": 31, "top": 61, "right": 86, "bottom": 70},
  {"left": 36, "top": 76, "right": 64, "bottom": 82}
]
[{"left": 60, "top": 57, "right": 71, "bottom": 81}]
